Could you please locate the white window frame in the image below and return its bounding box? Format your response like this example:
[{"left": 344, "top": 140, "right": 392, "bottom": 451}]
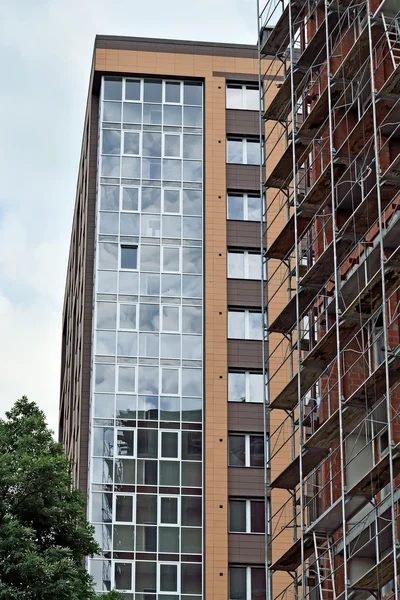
[
  {"left": 113, "top": 560, "right": 134, "bottom": 592},
  {"left": 229, "top": 565, "right": 265, "bottom": 600},
  {"left": 113, "top": 492, "right": 136, "bottom": 523},
  {"left": 121, "top": 186, "right": 140, "bottom": 212},
  {"left": 228, "top": 498, "right": 265, "bottom": 534},
  {"left": 159, "top": 429, "right": 181, "bottom": 460},
  {"left": 160, "top": 366, "right": 181, "bottom": 396},
  {"left": 158, "top": 495, "right": 181, "bottom": 526},
  {"left": 228, "top": 309, "right": 263, "bottom": 340},
  {"left": 163, "top": 132, "right": 182, "bottom": 158},
  {"left": 227, "top": 192, "right": 263, "bottom": 221},
  {"left": 118, "top": 303, "right": 138, "bottom": 330},
  {"left": 226, "top": 137, "right": 261, "bottom": 165},
  {"left": 162, "top": 188, "right": 181, "bottom": 214},
  {"left": 227, "top": 250, "right": 262, "bottom": 280},
  {"left": 115, "top": 426, "right": 136, "bottom": 458},
  {"left": 228, "top": 370, "right": 264, "bottom": 403},
  {"left": 163, "top": 80, "right": 183, "bottom": 104},
  {"left": 123, "top": 78, "right": 142, "bottom": 102},
  {"left": 161, "top": 246, "right": 181, "bottom": 273},
  {"left": 122, "top": 130, "right": 141, "bottom": 156},
  {"left": 226, "top": 82, "right": 259, "bottom": 110},
  {"left": 157, "top": 562, "right": 180, "bottom": 595},
  {"left": 161, "top": 304, "right": 181, "bottom": 332},
  {"left": 120, "top": 244, "right": 139, "bottom": 271},
  {"left": 117, "top": 365, "right": 137, "bottom": 394},
  {"left": 228, "top": 433, "right": 265, "bottom": 467}
]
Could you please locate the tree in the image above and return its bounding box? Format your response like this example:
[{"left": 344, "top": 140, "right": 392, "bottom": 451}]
[{"left": 0, "top": 396, "right": 122, "bottom": 599}]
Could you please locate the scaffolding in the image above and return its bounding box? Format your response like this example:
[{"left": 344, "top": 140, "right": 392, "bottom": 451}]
[{"left": 258, "top": 0, "right": 400, "bottom": 598}]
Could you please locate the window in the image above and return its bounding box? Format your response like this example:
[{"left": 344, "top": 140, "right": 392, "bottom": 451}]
[
  {"left": 229, "top": 566, "right": 266, "bottom": 600},
  {"left": 227, "top": 138, "right": 260, "bottom": 165},
  {"left": 228, "top": 434, "right": 265, "bottom": 467},
  {"left": 226, "top": 83, "right": 259, "bottom": 110},
  {"left": 228, "top": 251, "right": 262, "bottom": 280},
  {"left": 229, "top": 499, "right": 265, "bottom": 533},
  {"left": 120, "top": 245, "right": 137, "bottom": 270},
  {"left": 228, "top": 371, "right": 264, "bottom": 403},
  {"left": 228, "top": 310, "right": 263, "bottom": 340},
  {"left": 227, "top": 192, "right": 262, "bottom": 221}
]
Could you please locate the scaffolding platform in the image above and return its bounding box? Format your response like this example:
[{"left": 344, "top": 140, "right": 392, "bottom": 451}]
[
  {"left": 268, "top": 287, "right": 317, "bottom": 334},
  {"left": 303, "top": 248, "right": 400, "bottom": 368},
  {"left": 270, "top": 366, "right": 323, "bottom": 410},
  {"left": 332, "top": 21, "right": 384, "bottom": 84},
  {"left": 336, "top": 551, "right": 400, "bottom": 596},
  {"left": 266, "top": 211, "right": 312, "bottom": 260},
  {"left": 301, "top": 159, "right": 348, "bottom": 211},
  {"left": 260, "top": 0, "right": 306, "bottom": 57},
  {"left": 270, "top": 447, "right": 328, "bottom": 490},
  {"left": 265, "top": 139, "right": 309, "bottom": 188},
  {"left": 270, "top": 534, "right": 314, "bottom": 571},
  {"left": 263, "top": 68, "right": 308, "bottom": 122},
  {"left": 305, "top": 354, "right": 400, "bottom": 450},
  {"left": 378, "top": 61, "right": 400, "bottom": 99},
  {"left": 348, "top": 443, "right": 400, "bottom": 498},
  {"left": 307, "top": 495, "right": 368, "bottom": 536}
]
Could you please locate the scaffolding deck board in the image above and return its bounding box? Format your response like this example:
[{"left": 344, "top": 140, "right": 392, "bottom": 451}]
[
  {"left": 305, "top": 354, "right": 400, "bottom": 450},
  {"left": 270, "top": 366, "right": 322, "bottom": 410},
  {"left": 305, "top": 405, "right": 366, "bottom": 450},
  {"left": 348, "top": 551, "right": 400, "bottom": 591},
  {"left": 298, "top": 82, "right": 344, "bottom": 139},
  {"left": 378, "top": 61, "right": 400, "bottom": 99},
  {"left": 268, "top": 287, "right": 316, "bottom": 334},
  {"left": 270, "top": 447, "right": 328, "bottom": 489},
  {"left": 301, "top": 234, "right": 353, "bottom": 288},
  {"left": 296, "top": 13, "right": 333, "bottom": 71},
  {"left": 303, "top": 249, "right": 400, "bottom": 368},
  {"left": 260, "top": 0, "right": 305, "bottom": 57},
  {"left": 301, "top": 159, "right": 348, "bottom": 211},
  {"left": 333, "top": 22, "right": 384, "bottom": 83},
  {"left": 307, "top": 495, "right": 368, "bottom": 536},
  {"left": 303, "top": 318, "right": 358, "bottom": 368},
  {"left": 266, "top": 212, "right": 311, "bottom": 260},
  {"left": 270, "top": 534, "right": 314, "bottom": 571},
  {"left": 348, "top": 444, "right": 400, "bottom": 498},
  {"left": 264, "top": 68, "right": 308, "bottom": 121},
  {"left": 265, "top": 139, "right": 309, "bottom": 188}
]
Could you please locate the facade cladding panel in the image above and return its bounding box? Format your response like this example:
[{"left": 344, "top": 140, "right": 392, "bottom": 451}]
[{"left": 59, "top": 36, "right": 284, "bottom": 600}]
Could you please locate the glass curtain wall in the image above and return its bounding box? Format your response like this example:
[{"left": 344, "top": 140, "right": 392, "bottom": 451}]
[{"left": 89, "top": 76, "right": 204, "bottom": 599}]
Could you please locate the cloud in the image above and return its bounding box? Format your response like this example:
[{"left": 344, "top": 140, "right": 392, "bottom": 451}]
[{"left": 0, "top": 0, "right": 256, "bottom": 433}]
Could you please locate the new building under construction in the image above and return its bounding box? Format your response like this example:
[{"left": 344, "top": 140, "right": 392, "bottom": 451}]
[{"left": 259, "top": 0, "right": 400, "bottom": 598}]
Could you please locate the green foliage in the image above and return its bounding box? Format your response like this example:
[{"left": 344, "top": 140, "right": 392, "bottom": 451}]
[{"left": 0, "top": 396, "right": 122, "bottom": 599}]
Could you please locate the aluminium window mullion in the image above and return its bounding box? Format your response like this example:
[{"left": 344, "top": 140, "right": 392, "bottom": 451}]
[
  {"left": 246, "top": 566, "right": 252, "bottom": 600},
  {"left": 245, "top": 499, "right": 251, "bottom": 533},
  {"left": 245, "top": 434, "right": 251, "bottom": 467}
]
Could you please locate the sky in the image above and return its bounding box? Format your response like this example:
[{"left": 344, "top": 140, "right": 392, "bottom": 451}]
[{"left": 0, "top": 0, "right": 256, "bottom": 434}]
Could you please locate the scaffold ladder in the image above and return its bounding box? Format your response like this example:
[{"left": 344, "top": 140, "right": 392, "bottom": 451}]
[
  {"left": 382, "top": 12, "right": 400, "bottom": 70},
  {"left": 312, "top": 532, "right": 336, "bottom": 600}
]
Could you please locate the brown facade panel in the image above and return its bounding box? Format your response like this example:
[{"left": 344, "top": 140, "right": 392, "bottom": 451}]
[
  {"left": 227, "top": 279, "right": 262, "bottom": 308},
  {"left": 226, "top": 220, "right": 261, "bottom": 250},
  {"left": 226, "top": 164, "right": 260, "bottom": 191},
  {"left": 95, "top": 35, "right": 257, "bottom": 59},
  {"left": 228, "top": 403, "right": 264, "bottom": 433},
  {"left": 226, "top": 109, "right": 260, "bottom": 137},
  {"left": 228, "top": 339, "right": 263, "bottom": 369},
  {"left": 228, "top": 533, "right": 265, "bottom": 564},
  {"left": 228, "top": 467, "right": 265, "bottom": 497}
]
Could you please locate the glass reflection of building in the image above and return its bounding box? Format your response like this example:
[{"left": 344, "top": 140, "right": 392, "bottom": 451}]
[{"left": 89, "top": 77, "right": 204, "bottom": 598}]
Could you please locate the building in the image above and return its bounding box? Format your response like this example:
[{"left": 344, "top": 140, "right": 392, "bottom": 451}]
[
  {"left": 59, "top": 35, "right": 290, "bottom": 599},
  {"left": 259, "top": 0, "right": 400, "bottom": 599}
]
